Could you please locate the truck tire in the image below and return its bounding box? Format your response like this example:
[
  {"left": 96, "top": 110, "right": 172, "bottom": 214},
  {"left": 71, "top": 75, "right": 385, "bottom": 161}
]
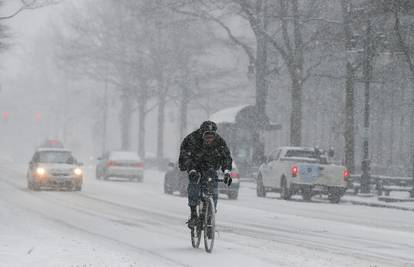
[
  {"left": 280, "top": 177, "right": 291, "bottom": 200},
  {"left": 328, "top": 190, "right": 341, "bottom": 203},
  {"left": 256, "top": 174, "right": 266, "bottom": 198},
  {"left": 301, "top": 187, "right": 312, "bottom": 201}
]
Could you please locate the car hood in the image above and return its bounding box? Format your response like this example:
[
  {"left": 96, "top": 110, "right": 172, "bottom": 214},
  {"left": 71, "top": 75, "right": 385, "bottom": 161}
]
[{"left": 37, "top": 163, "right": 79, "bottom": 173}]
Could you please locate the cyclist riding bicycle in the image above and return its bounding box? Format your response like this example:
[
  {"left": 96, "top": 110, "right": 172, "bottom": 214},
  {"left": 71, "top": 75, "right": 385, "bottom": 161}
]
[{"left": 179, "top": 121, "right": 233, "bottom": 229}]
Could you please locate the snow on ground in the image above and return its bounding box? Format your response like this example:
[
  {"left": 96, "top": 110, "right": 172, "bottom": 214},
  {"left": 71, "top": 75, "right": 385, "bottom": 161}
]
[{"left": 0, "top": 163, "right": 413, "bottom": 267}]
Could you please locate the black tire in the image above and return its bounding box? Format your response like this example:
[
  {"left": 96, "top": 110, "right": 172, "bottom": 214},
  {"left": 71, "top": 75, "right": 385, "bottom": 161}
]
[
  {"left": 228, "top": 191, "right": 238, "bottom": 200},
  {"left": 164, "top": 182, "right": 173, "bottom": 194},
  {"left": 280, "top": 177, "right": 291, "bottom": 200},
  {"left": 328, "top": 190, "right": 341, "bottom": 203},
  {"left": 203, "top": 198, "right": 215, "bottom": 253},
  {"left": 32, "top": 182, "right": 41, "bottom": 191},
  {"left": 301, "top": 187, "right": 312, "bottom": 201},
  {"left": 328, "top": 194, "right": 341, "bottom": 204},
  {"left": 191, "top": 206, "right": 202, "bottom": 249},
  {"left": 256, "top": 174, "right": 266, "bottom": 198},
  {"left": 27, "top": 180, "right": 33, "bottom": 190},
  {"left": 75, "top": 186, "right": 82, "bottom": 191}
]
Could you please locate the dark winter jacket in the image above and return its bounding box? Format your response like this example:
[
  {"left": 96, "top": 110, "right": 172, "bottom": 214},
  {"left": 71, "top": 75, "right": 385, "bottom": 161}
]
[{"left": 179, "top": 129, "right": 232, "bottom": 174}]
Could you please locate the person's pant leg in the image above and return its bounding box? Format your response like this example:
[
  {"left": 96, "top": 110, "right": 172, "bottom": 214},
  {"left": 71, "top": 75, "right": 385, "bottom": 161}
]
[
  {"left": 212, "top": 181, "right": 218, "bottom": 209},
  {"left": 187, "top": 180, "right": 201, "bottom": 207}
]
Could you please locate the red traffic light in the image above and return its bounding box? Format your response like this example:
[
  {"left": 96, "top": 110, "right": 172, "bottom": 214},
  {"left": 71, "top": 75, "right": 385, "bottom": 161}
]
[
  {"left": 35, "top": 112, "right": 41, "bottom": 122},
  {"left": 2, "top": 111, "right": 9, "bottom": 121}
]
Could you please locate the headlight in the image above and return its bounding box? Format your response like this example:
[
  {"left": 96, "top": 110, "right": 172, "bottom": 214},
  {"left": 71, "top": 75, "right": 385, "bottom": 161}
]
[
  {"left": 74, "top": 168, "right": 82, "bottom": 176},
  {"left": 36, "top": 167, "right": 46, "bottom": 176}
]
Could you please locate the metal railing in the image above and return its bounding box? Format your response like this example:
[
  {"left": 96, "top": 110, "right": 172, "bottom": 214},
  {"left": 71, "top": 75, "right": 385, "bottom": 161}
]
[{"left": 348, "top": 174, "right": 414, "bottom": 197}]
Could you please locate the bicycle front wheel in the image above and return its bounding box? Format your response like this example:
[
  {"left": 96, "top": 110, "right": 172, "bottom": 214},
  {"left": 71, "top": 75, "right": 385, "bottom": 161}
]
[
  {"left": 191, "top": 205, "right": 202, "bottom": 248},
  {"left": 203, "top": 197, "right": 216, "bottom": 253}
]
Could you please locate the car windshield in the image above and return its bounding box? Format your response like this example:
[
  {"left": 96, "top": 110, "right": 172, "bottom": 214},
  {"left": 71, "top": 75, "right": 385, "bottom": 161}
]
[
  {"left": 37, "top": 151, "right": 74, "bottom": 164},
  {"left": 285, "top": 150, "right": 318, "bottom": 159}
]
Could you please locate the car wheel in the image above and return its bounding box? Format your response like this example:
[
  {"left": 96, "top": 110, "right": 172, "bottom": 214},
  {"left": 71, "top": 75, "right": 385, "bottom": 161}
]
[
  {"left": 32, "top": 182, "right": 41, "bottom": 191},
  {"left": 164, "top": 180, "right": 172, "bottom": 194},
  {"left": 301, "top": 187, "right": 312, "bottom": 201},
  {"left": 256, "top": 174, "right": 266, "bottom": 198},
  {"left": 27, "top": 180, "right": 33, "bottom": 190},
  {"left": 228, "top": 191, "right": 238, "bottom": 200},
  {"left": 75, "top": 186, "right": 82, "bottom": 191},
  {"left": 328, "top": 188, "right": 341, "bottom": 203},
  {"left": 280, "top": 177, "right": 291, "bottom": 200}
]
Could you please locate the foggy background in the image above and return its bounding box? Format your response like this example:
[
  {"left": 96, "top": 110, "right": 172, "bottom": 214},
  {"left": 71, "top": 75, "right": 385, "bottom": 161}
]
[{"left": 0, "top": 0, "right": 413, "bottom": 177}]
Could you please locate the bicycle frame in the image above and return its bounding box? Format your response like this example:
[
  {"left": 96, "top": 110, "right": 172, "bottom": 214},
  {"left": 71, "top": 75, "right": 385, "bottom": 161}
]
[{"left": 190, "top": 175, "right": 223, "bottom": 253}]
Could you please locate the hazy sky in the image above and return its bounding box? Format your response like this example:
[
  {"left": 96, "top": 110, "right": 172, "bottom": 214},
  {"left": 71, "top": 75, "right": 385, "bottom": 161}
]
[{"left": 1, "top": 0, "right": 59, "bottom": 79}]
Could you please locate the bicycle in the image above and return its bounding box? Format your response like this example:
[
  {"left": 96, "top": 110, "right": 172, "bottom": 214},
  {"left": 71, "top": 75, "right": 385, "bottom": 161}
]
[{"left": 190, "top": 175, "right": 223, "bottom": 253}]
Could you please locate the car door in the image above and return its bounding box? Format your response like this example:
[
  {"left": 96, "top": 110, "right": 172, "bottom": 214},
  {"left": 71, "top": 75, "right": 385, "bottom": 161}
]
[
  {"left": 97, "top": 152, "right": 109, "bottom": 175},
  {"left": 263, "top": 149, "right": 280, "bottom": 188},
  {"left": 267, "top": 149, "right": 281, "bottom": 188}
]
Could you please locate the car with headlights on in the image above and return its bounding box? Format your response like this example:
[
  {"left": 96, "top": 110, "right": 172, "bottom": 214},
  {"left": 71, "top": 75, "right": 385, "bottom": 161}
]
[
  {"left": 27, "top": 148, "right": 83, "bottom": 191},
  {"left": 95, "top": 151, "right": 144, "bottom": 182},
  {"left": 164, "top": 161, "right": 240, "bottom": 199}
]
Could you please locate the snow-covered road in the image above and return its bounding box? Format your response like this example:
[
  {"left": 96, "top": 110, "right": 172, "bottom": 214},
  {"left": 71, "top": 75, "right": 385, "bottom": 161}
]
[{"left": 1, "top": 164, "right": 413, "bottom": 267}]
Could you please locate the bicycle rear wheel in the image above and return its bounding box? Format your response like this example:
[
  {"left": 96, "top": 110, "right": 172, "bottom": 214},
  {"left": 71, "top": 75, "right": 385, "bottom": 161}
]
[{"left": 203, "top": 198, "right": 215, "bottom": 253}]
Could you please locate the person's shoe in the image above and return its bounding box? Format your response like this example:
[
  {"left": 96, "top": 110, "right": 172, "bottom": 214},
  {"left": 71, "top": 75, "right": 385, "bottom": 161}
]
[{"left": 186, "top": 214, "right": 198, "bottom": 229}]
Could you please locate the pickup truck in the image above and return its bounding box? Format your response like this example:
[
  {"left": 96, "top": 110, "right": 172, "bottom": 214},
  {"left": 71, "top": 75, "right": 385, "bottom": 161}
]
[{"left": 256, "top": 147, "right": 349, "bottom": 203}]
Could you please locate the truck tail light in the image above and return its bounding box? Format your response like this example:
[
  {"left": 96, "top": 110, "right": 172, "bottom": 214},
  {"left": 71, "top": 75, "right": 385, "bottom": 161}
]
[
  {"left": 291, "top": 166, "right": 298, "bottom": 177},
  {"left": 107, "top": 160, "right": 114, "bottom": 167},
  {"left": 343, "top": 169, "right": 350, "bottom": 181},
  {"left": 230, "top": 171, "right": 239, "bottom": 179}
]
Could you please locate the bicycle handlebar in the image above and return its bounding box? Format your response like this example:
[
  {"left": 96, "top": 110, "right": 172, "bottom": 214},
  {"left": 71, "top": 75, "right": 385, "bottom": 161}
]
[{"left": 207, "top": 177, "right": 224, "bottom": 182}]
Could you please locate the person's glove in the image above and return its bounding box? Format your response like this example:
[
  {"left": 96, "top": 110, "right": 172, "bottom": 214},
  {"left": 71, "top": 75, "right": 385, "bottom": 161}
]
[
  {"left": 223, "top": 170, "right": 232, "bottom": 186},
  {"left": 188, "top": 169, "right": 200, "bottom": 183}
]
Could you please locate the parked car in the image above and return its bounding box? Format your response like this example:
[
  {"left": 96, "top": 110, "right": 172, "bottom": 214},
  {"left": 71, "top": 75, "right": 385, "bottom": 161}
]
[
  {"left": 164, "top": 161, "right": 241, "bottom": 199},
  {"left": 96, "top": 151, "right": 144, "bottom": 182},
  {"left": 257, "top": 146, "right": 349, "bottom": 203},
  {"left": 27, "top": 148, "right": 83, "bottom": 191}
]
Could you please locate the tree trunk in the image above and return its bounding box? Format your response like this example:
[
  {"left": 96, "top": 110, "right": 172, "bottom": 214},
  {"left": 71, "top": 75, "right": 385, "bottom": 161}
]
[
  {"left": 344, "top": 62, "right": 355, "bottom": 173},
  {"left": 138, "top": 99, "right": 146, "bottom": 158},
  {"left": 179, "top": 85, "right": 189, "bottom": 140},
  {"left": 289, "top": 0, "right": 304, "bottom": 146},
  {"left": 255, "top": 31, "right": 268, "bottom": 119},
  {"left": 290, "top": 75, "right": 302, "bottom": 146},
  {"left": 157, "top": 95, "right": 166, "bottom": 160},
  {"left": 342, "top": 0, "right": 355, "bottom": 173},
  {"left": 120, "top": 90, "right": 132, "bottom": 150}
]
